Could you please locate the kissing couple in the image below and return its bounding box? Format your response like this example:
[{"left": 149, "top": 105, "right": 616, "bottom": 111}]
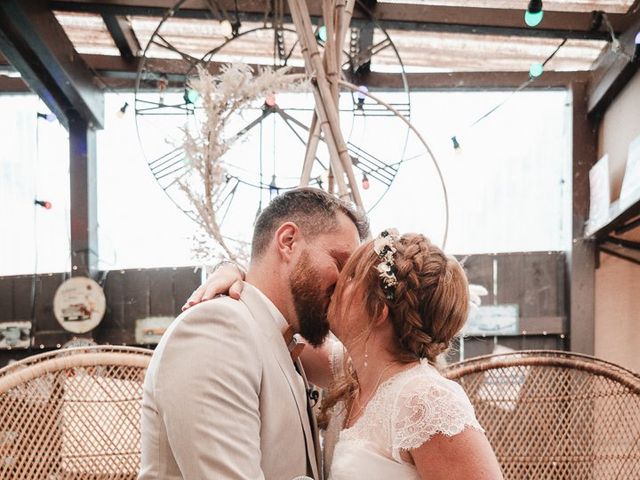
[{"left": 138, "top": 187, "right": 503, "bottom": 480}]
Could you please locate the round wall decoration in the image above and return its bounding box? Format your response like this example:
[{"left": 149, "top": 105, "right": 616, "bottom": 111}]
[{"left": 53, "top": 277, "right": 106, "bottom": 334}]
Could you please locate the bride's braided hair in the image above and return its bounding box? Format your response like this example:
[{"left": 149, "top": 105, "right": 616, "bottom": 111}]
[
  {"left": 388, "top": 233, "right": 469, "bottom": 362},
  {"left": 318, "top": 233, "right": 469, "bottom": 428}
]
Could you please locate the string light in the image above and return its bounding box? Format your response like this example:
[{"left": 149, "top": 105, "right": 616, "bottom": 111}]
[
  {"left": 157, "top": 74, "right": 169, "bottom": 105},
  {"left": 269, "top": 174, "right": 279, "bottom": 199},
  {"left": 183, "top": 88, "right": 199, "bottom": 105},
  {"left": 36, "top": 112, "right": 56, "bottom": 123},
  {"left": 264, "top": 93, "right": 276, "bottom": 108},
  {"left": 116, "top": 102, "right": 129, "bottom": 118},
  {"left": 525, "top": 0, "right": 544, "bottom": 27},
  {"left": 529, "top": 62, "right": 544, "bottom": 78},
  {"left": 34, "top": 199, "right": 52, "bottom": 210},
  {"left": 316, "top": 25, "right": 327, "bottom": 43},
  {"left": 449, "top": 37, "right": 565, "bottom": 151},
  {"left": 220, "top": 19, "right": 233, "bottom": 37},
  {"left": 362, "top": 172, "right": 370, "bottom": 190},
  {"left": 356, "top": 85, "right": 368, "bottom": 109}
]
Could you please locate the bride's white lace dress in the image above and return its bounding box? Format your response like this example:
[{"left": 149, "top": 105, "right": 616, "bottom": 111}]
[{"left": 323, "top": 355, "right": 484, "bottom": 479}]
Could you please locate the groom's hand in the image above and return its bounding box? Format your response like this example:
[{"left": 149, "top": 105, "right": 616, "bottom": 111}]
[{"left": 182, "top": 263, "right": 245, "bottom": 310}]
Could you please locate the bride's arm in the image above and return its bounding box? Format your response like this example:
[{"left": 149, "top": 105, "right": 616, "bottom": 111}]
[
  {"left": 182, "top": 263, "right": 245, "bottom": 310},
  {"left": 411, "top": 429, "right": 503, "bottom": 480}
]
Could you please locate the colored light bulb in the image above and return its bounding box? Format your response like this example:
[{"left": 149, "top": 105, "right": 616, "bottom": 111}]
[
  {"left": 524, "top": 10, "right": 544, "bottom": 27},
  {"left": 316, "top": 25, "right": 327, "bottom": 43},
  {"left": 184, "top": 89, "right": 199, "bottom": 105},
  {"left": 362, "top": 173, "right": 370, "bottom": 190},
  {"left": 529, "top": 62, "right": 544, "bottom": 78}
]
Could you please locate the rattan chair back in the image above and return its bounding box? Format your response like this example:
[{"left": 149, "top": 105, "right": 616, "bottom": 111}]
[
  {"left": 444, "top": 350, "right": 640, "bottom": 480},
  {"left": 0, "top": 346, "right": 152, "bottom": 479}
]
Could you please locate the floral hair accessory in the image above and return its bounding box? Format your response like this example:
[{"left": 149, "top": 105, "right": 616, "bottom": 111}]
[{"left": 373, "top": 229, "right": 399, "bottom": 300}]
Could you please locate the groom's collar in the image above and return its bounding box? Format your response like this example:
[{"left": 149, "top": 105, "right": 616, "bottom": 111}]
[{"left": 242, "top": 282, "right": 305, "bottom": 361}]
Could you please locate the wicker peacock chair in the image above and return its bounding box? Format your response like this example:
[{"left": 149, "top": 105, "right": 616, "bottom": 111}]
[
  {"left": 0, "top": 345, "right": 152, "bottom": 480},
  {"left": 444, "top": 350, "right": 640, "bottom": 480}
]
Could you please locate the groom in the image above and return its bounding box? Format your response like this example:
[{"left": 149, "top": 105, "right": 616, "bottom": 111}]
[{"left": 139, "top": 187, "right": 368, "bottom": 480}]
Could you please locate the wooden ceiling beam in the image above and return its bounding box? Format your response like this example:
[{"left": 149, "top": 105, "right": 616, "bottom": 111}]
[
  {"left": 102, "top": 14, "right": 141, "bottom": 62},
  {"left": 48, "top": 0, "right": 633, "bottom": 40},
  {"left": 0, "top": 0, "right": 104, "bottom": 128},
  {"left": 587, "top": 11, "right": 640, "bottom": 119}
]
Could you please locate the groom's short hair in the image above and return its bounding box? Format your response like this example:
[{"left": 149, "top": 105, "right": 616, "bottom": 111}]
[{"left": 251, "top": 187, "right": 369, "bottom": 259}]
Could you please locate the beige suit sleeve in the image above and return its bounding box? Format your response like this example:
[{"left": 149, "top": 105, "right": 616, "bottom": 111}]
[{"left": 154, "top": 300, "right": 265, "bottom": 480}]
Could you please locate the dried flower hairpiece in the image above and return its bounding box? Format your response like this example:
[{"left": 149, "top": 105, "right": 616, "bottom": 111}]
[{"left": 373, "top": 229, "right": 400, "bottom": 300}]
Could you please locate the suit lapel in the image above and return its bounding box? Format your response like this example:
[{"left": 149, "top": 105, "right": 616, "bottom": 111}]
[{"left": 240, "top": 285, "right": 320, "bottom": 480}]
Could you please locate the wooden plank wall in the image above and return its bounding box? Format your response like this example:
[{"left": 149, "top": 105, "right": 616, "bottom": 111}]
[
  {"left": 447, "top": 251, "right": 567, "bottom": 363},
  {"left": 0, "top": 252, "right": 567, "bottom": 368},
  {"left": 0, "top": 267, "right": 201, "bottom": 367}
]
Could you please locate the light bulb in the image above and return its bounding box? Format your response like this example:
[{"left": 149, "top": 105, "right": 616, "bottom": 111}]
[
  {"left": 269, "top": 174, "right": 279, "bottom": 198},
  {"left": 116, "top": 102, "right": 129, "bottom": 118},
  {"left": 356, "top": 85, "right": 368, "bottom": 109},
  {"left": 529, "top": 62, "right": 544, "bottom": 78},
  {"left": 184, "top": 88, "right": 199, "bottom": 105},
  {"left": 362, "top": 173, "right": 370, "bottom": 190},
  {"left": 316, "top": 25, "right": 327, "bottom": 43},
  {"left": 220, "top": 20, "right": 233, "bottom": 38},
  {"left": 34, "top": 199, "right": 52, "bottom": 209},
  {"left": 265, "top": 93, "right": 276, "bottom": 108},
  {"left": 524, "top": 10, "right": 544, "bottom": 27},
  {"left": 37, "top": 112, "right": 56, "bottom": 122}
]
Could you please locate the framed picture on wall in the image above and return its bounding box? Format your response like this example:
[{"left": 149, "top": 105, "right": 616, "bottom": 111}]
[
  {"left": 463, "top": 304, "right": 519, "bottom": 336},
  {"left": 0, "top": 321, "right": 31, "bottom": 349},
  {"left": 620, "top": 135, "right": 640, "bottom": 208},
  {"left": 587, "top": 154, "right": 611, "bottom": 232}
]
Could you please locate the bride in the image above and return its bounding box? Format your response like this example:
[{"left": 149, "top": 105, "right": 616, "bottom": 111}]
[{"left": 185, "top": 230, "right": 503, "bottom": 479}]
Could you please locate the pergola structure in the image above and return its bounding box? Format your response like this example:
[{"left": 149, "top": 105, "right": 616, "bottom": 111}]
[{"left": 0, "top": 0, "right": 639, "bottom": 356}]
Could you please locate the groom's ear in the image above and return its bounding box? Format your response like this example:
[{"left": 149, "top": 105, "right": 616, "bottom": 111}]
[{"left": 273, "top": 222, "right": 302, "bottom": 261}]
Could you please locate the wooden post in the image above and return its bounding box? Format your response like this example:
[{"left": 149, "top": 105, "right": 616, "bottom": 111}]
[{"left": 568, "top": 81, "right": 597, "bottom": 354}]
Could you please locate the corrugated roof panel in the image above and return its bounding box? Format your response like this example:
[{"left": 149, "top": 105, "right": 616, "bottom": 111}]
[
  {"left": 54, "top": 12, "right": 120, "bottom": 56},
  {"left": 54, "top": 12, "right": 609, "bottom": 73},
  {"left": 132, "top": 17, "right": 308, "bottom": 65},
  {"left": 379, "top": 0, "right": 635, "bottom": 14},
  {"left": 372, "top": 30, "right": 607, "bottom": 72}
]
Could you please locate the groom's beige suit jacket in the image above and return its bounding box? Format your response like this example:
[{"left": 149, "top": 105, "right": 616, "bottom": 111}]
[{"left": 138, "top": 282, "right": 320, "bottom": 480}]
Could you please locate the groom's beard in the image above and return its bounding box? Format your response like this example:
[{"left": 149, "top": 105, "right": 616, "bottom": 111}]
[{"left": 289, "top": 251, "right": 331, "bottom": 347}]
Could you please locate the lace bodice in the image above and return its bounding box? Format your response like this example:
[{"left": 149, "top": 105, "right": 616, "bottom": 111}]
[{"left": 324, "top": 349, "right": 483, "bottom": 479}]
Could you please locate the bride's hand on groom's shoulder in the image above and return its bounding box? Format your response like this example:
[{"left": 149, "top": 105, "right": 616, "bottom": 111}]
[{"left": 182, "top": 262, "right": 245, "bottom": 311}]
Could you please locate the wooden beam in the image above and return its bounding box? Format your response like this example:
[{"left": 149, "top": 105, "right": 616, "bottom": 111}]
[
  {"left": 101, "top": 14, "right": 141, "bottom": 62},
  {"left": 0, "top": 0, "right": 104, "bottom": 128},
  {"left": 90, "top": 53, "right": 590, "bottom": 88},
  {"left": 68, "top": 111, "right": 99, "bottom": 278},
  {"left": 0, "top": 75, "right": 29, "bottom": 92},
  {"left": 587, "top": 12, "right": 640, "bottom": 119},
  {"left": 49, "top": 0, "right": 628, "bottom": 40},
  {"left": 0, "top": 52, "right": 588, "bottom": 92},
  {"left": 568, "top": 81, "right": 598, "bottom": 355}
]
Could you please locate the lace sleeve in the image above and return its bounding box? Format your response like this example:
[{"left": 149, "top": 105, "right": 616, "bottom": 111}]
[{"left": 391, "top": 373, "right": 484, "bottom": 460}]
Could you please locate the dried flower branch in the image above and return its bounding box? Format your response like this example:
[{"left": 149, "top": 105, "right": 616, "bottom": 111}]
[{"left": 178, "top": 63, "right": 308, "bottom": 265}]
